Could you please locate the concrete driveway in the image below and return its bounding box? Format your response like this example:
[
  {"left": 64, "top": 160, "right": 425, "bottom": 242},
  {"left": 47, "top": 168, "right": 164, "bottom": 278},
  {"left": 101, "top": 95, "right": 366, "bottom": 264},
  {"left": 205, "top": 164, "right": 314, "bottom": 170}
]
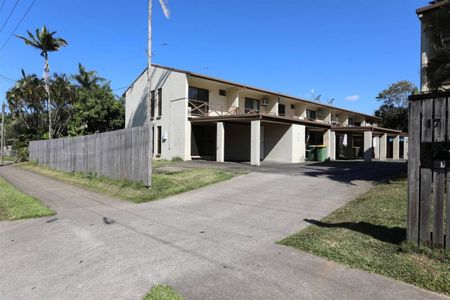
[{"left": 0, "top": 162, "right": 446, "bottom": 300}]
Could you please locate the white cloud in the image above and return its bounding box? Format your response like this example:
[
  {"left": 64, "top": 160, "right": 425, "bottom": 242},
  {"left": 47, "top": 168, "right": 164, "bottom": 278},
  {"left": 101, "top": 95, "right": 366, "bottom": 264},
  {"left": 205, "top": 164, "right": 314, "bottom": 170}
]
[{"left": 345, "top": 94, "right": 360, "bottom": 102}]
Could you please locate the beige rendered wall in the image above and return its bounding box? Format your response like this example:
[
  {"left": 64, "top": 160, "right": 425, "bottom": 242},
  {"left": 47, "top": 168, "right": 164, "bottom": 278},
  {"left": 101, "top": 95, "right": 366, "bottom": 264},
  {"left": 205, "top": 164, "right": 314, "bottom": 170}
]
[
  {"left": 263, "top": 123, "right": 305, "bottom": 163},
  {"left": 125, "top": 67, "right": 190, "bottom": 160}
]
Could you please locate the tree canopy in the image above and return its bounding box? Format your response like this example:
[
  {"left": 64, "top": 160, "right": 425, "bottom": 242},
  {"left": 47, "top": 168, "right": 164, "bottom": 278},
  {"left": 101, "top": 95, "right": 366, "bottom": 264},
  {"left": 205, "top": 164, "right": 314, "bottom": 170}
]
[
  {"left": 5, "top": 65, "right": 125, "bottom": 146},
  {"left": 374, "top": 81, "right": 418, "bottom": 132},
  {"left": 424, "top": 1, "right": 450, "bottom": 91}
]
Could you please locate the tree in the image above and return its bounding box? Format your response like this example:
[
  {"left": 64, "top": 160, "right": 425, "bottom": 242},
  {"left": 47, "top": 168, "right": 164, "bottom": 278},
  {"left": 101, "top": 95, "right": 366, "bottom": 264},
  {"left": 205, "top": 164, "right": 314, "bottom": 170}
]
[
  {"left": 72, "top": 63, "right": 106, "bottom": 90},
  {"left": 374, "top": 81, "right": 418, "bottom": 132},
  {"left": 16, "top": 26, "right": 68, "bottom": 138},
  {"left": 68, "top": 84, "right": 124, "bottom": 136},
  {"left": 6, "top": 70, "right": 46, "bottom": 137},
  {"left": 424, "top": 1, "right": 450, "bottom": 91}
]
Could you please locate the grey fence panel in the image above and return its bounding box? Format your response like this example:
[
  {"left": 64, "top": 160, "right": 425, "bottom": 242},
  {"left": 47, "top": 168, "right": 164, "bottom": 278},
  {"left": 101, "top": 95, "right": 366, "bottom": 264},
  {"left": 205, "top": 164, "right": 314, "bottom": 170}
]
[
  {"left": 29, "top": 127, "right": 151, "bottom": 186},
  {"left": 408, "top": 92, "right": 449, "bottom": 250}
]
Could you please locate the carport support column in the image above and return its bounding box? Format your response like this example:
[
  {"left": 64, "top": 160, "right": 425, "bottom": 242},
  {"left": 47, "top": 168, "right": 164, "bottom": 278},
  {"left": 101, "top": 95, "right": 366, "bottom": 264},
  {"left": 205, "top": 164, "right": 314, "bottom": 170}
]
[
  {"left": 251, "top": 120, "right": 261, "bottom": 166},
  {"left": 363, "top": 131, "right": 373, "bottom": 162},
  {"left": 393, "top": 135, "right": 400, "bottom": 160},
  {"left": 216, "top": 122, "right": 225, "bottom": 162},
  {"left": 404, "top": 137, "right": 409, "bottom": 160},
  {"left": 323, "top": 129, "right": 332, "bottom": 160},
  {"left": 379, "top": 134, "right": 387, "bottom": 161},
  {"left": 330, "top": 131, "right": 336, "bottom": 160},
  {"left": 373, "top": 136, "right": 380, "bottom": 159}
]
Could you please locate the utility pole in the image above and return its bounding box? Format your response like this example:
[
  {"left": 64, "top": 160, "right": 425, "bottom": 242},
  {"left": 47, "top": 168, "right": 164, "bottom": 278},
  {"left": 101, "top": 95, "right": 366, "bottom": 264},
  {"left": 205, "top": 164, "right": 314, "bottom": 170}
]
[
  {"left": 1, "top": 102, "right": 5, "bottom": 165},
  {"left": 146, "top": 0, "right": 153, "bottom": 187}
]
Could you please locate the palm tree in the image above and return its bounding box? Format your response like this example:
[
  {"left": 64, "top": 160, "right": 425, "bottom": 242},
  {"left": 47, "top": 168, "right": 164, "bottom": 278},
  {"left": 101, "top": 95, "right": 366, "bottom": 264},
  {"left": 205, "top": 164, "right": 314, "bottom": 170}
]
[
  {"left": 16, "top": 26, "right": 68, "bottom": 138},
  {"left": 73, "top": 63, "right": 106, "bottom": 90}
]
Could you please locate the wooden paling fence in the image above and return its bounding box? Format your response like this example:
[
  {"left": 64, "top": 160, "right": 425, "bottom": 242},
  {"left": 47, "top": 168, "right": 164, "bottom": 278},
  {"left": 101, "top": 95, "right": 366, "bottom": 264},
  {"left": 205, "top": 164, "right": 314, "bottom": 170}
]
[
  {"left": 29, "top": 126, "right": 152, "bottom": 186},
  {"left": 408, "top": 91, "right": 450, "bottom": 249}
]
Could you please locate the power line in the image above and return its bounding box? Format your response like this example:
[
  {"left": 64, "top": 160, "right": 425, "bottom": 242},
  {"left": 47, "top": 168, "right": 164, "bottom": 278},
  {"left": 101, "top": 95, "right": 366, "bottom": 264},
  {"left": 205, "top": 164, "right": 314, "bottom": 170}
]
[
  {"left": 0, "top": 0, "right": 6, "bottom": 13},
  {"left": 0, "top": 0, "right": 21, "bottom": 33},
  {"left": 0, "top": 73, "right": 15, "bottom": 82},
  {"left": 112, "top": 86, "right": 128, "bottom": 91},
  {"left": 0, "top": 0, "right": 36, "bottom": 50}
]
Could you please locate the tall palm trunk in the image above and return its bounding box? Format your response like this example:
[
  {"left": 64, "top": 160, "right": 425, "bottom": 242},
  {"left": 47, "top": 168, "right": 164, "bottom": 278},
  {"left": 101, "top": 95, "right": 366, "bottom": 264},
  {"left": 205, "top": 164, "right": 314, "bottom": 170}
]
[{"left": 43, "top": 54, "right": 52, "bottom": 138}]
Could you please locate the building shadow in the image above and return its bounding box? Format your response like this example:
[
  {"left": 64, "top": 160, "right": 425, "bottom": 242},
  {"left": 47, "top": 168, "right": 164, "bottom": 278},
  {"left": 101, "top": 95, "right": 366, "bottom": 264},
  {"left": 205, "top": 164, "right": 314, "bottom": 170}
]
[
  {"left": 290, "top": 160, "right": 407, "bottom": 185},
  {"left": 304, "top": 218, "right": 406, "bottom": 245}
]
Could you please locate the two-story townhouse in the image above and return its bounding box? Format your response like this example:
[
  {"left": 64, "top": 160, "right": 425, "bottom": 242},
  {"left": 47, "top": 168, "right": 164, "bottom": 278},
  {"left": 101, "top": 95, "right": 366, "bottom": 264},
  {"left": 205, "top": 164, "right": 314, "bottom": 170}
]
[{"left": 125, "top": 65, "right": 407, "bottom": 165}]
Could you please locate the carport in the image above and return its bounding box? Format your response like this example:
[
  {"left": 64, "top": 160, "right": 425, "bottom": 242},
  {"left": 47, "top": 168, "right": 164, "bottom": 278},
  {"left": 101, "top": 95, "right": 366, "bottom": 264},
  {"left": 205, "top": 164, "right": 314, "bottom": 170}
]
[
  {"left": 189, "top": 114, "right": 331, "bottom": 165},
  {"left": 331, "top": 126, "right": 408, "bottom": 161}
]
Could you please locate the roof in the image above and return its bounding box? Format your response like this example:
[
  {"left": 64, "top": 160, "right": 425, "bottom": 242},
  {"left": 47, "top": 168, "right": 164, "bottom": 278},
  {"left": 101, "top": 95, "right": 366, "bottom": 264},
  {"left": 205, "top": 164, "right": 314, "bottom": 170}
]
[
  {"left": 125, "top": 64, "right": 381, "bottom": 122},
  {"left": 416, "top": 1, "right": 448, "bottom": 15}
]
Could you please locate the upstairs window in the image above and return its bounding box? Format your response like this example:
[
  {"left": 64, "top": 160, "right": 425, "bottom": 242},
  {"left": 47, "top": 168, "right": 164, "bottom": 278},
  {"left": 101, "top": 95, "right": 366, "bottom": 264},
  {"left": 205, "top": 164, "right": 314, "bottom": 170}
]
[
  {"left": 306, "top": 109, "right": 316, "bottom": 120},
  {"left": 290, "top": 104, "right": 296, "bottom": 110},
  {"left": 348, "top": 117, "right": 354, "bottom": 126},
  {"left": 157, "top": 88, "right": 162, "bottom": 117},
  {"left": 219, "top": 89, "right": 227, "bottom": 96},
  {"left": 279, "top": 104, "right": 286, "bottom": 116},
  {"left": 245, "top": 98, "right": 260, "bottom": 114},
  {"left": 150, "top": 90, "right": 155, "bottom": 118},
  {"left": 189, "top": 87, "right": 209, "bottom": 102},
  {"left": 189, "top": 87, "right": 209, "bottom": 116}
]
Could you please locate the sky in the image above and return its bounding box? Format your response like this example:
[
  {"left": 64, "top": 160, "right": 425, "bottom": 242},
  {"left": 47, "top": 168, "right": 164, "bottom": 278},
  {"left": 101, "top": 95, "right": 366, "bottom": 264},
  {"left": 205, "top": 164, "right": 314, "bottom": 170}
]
[{"left": 0, "top": 0, "right": 428, "bottom": 115}]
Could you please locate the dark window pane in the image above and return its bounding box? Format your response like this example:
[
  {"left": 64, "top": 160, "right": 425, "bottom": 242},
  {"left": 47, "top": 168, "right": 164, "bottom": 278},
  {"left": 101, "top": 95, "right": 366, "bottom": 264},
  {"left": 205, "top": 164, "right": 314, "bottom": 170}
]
[
  {"left": 279, "top": 104, "right": 286, "bottom": 116},
  {"left": 157, "top": 88, "right": 162, "bottom": 117},
  {"left": 189, "top": 87, "right": 198, "bottom": 100}
]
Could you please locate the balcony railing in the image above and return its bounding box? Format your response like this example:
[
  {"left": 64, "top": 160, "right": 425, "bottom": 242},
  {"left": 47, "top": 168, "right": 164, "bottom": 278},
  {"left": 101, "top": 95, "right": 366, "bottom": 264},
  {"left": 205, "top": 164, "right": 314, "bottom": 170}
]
[
  {"left": 187, "top": 100, "right": 369, "bottom": 127},
  {"left": 188, "top": 99, "right": 261, "bottom": 117}
]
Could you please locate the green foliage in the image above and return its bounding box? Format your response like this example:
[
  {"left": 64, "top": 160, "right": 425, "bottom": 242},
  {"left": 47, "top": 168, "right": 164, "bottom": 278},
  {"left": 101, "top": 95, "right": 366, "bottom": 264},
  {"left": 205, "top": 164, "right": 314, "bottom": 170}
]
[
  {"left": 0, "top": 176, "right": 54, "bottom": 221},
  {"left": 424, "top": 2, "right": 450, "bottom": 91},
  {"left": 279, "top": 177, "right": 450, "bottom": 296},
  {"left": 374, "top": 81, "right": 418, "bottom": 131},
  {"left": 5, "top": 65, "right": 125, "bottom": 148},
  {"left": 72, "top": 63, "right": 106, "bottom": 90},
  {"left": 69, "top": 85, "right": 124, "bottom": 136},
  {"left": 16, "top": 26, "right": 67, "bottom": 59},
  {"left": 143, "top": 285, "right": 183, "bottom": 300},
  {"left": 20, "top": 162, "right": 236, "bottom": 203}
]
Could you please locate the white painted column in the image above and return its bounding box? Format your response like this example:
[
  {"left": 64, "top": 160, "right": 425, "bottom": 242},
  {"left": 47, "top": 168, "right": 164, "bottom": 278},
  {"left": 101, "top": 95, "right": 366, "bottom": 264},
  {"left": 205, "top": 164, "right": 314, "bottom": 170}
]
[
  {"left": 379, "top": 134, "right": 387, "bottom": 161},
  {"left": 292, "top": 124, "right": 306, "bottom": 163},
  {"left": 373, "top": 136, "right": 380, "bottom": 159},
  {"left": 330, "top": 131, "right": 336, "bottom": 161},
  {"left": 323, "top": 129, "right": 332, "bottom": 160},
  {"left": 404, "top": 137, "right": 409, "bottom": 160},
  {"left": 216, "top": 122, "right": 225, "bottom": 162},
  {"left": 185, "top": 121, "right": 192, "bottom": 160},
  {"left": 393, "top": 135, "right": 400, "bottom": 160},
  {"left": 363, "top": 131, "right": 373, "bottom": 162},
  {"left": 251, "top": 120, "right": 261, "bottom": 166}
]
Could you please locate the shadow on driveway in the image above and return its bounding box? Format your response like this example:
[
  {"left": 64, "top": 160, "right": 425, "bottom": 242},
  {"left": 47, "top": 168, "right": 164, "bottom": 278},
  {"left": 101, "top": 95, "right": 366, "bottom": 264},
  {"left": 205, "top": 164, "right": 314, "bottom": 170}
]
[{"left": 304, "top": 218, "right": 406, "bottom": 245}]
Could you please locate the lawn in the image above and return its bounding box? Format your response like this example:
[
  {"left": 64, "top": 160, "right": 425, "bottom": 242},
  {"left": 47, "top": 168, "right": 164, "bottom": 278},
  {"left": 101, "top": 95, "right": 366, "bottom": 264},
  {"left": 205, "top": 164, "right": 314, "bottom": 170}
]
[
  {"left": 19, "top": 161, "right": 238, "bottom": 203},
  {"left": 0, "top": 176, "right": 55, "bottom": 221},
  {"left": 279, "top": 176, "right": 450, "bottom": 296},
  {"left": 143, "top": 285, "right": 183, "bottom": 300}
]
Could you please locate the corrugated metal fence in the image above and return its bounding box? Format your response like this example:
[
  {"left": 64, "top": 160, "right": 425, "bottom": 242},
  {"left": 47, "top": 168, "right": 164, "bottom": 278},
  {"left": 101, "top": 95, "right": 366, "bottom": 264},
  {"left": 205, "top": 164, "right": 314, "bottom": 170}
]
[
  {"left": 29, "top": 126, "right": 151, "bottom": 186},
  {"left": 408, "top": 91, "right": 449, "bottom": 250}
]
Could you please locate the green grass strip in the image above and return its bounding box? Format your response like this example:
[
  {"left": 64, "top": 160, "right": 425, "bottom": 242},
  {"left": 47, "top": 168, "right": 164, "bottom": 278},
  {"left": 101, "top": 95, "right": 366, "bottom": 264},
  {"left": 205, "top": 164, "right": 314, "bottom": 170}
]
[
  {"left": 19, "top": 162, "right": 235, "bottom": 203},
  {"left": 143, "top": 285, "right": 183, "bottom": 300},
  {"left": 279, "top": 177, "right": 450, "bottom": 296},
  {"left": 0, "top": 176, "right": 54, "bottom": 221}
]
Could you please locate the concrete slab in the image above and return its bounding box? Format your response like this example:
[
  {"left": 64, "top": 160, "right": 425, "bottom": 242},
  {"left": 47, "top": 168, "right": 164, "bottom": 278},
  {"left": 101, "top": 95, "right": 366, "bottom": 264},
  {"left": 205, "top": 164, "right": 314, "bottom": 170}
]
[{"left": 0, "top": 163, "right": 446, "bottom": 300}]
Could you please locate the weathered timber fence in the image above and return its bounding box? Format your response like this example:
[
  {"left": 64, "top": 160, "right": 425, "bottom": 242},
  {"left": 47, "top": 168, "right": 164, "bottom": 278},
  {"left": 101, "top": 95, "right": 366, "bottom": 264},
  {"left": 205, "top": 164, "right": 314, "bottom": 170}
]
[
  {"left": 29, "top": 126, "right": 152, "bottom": 186},
  {"left": 408, "top": 91, "right": 450, "bottom": 249}
]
